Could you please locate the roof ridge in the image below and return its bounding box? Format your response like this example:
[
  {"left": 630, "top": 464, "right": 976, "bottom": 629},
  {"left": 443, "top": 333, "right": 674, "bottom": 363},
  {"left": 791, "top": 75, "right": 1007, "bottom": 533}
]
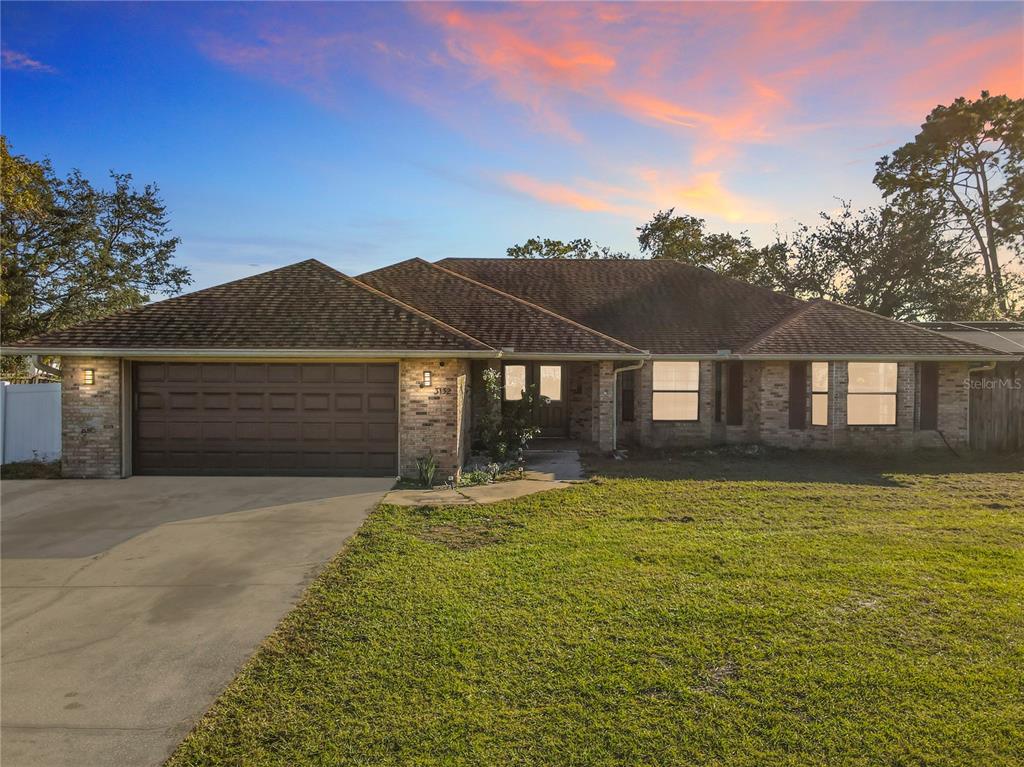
[
  {"left": 14, "top": 260, "right": 332, "bottom": 337},
  {"left": 736, "top": 299, "right": 817, "bottom": 353},
  {"left": 424, "top": 258, "right": 645, "bottom": 354},
  {"left": 313, "top": 261, "right": 495, "bottom": 351}
]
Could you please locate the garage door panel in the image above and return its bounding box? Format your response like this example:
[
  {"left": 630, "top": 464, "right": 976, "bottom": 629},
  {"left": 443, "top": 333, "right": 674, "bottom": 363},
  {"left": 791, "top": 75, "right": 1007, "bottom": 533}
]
[
  {"left": 133, "top": 362, "right": 397, "bottom": 476},
  {"left": 234, "top": 365, "right": 266, "bottom": 383},
  {"left": 201, "top": 364, "right": 233, "bottom": 383},
  {"left": 333, "top": 364, "right": 365, "bottom": 383},
  {"left": 302, "top": 393, "right": 330, "bottom": 410},
  {"left": 237, "top": 393, "right": 265, "bottom": 410},
  {"left": 202, "top": 393, "right": 232, "bottom": 410},
  {"left": 335, "top": 394, "right": 363, "bottom": 411}
]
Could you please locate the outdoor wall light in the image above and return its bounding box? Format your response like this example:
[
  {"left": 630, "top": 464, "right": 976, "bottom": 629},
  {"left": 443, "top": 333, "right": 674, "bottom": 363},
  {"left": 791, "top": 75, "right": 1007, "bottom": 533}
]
[
  {"left": 421, "top": 370, "right": 432, "bottom": 387},
  {"left": 83, "top": 368, "right": 96, "bottom": 385}
]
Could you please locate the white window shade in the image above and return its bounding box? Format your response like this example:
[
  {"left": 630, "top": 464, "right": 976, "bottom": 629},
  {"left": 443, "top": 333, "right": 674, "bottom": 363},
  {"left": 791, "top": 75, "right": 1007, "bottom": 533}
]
[
  {"left": 653, "top": 392, "right": 699, "bottom": 421},
  {"left": 811, "top": 362, "right": 829, "bottom": 426},
  {"left": 504, "top": 365, "right": 526, "bottom": 401},
  {"left": 653, "top": 361, "right": 699, "bottom": 391},
  {"left": 847, "top": 362, "right": 897, "bottom": 425},
  {"left": 848, "top": 394, "right": 897, "bottom": 425},
  {"left": 848, "top": 362, "right": 897, "bottom": 393},
  {"left": 539, "top": 365, "right": 561, "bottom": 400},
  {"left": 653, "top": 361, "right": 700, "bottom": 421}
]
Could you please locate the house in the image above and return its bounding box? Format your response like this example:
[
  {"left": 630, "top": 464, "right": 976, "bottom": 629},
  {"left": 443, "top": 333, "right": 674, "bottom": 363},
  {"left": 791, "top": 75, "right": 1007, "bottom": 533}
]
[{"left": 7, "top": 258, "right": 1015, "bottom": 479}]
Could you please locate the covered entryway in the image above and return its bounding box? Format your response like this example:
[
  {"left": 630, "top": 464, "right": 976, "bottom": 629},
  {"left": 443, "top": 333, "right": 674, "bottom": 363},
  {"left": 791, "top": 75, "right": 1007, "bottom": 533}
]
[
  {"left": 132, "top": 362, "right": 398, "bottom": 476},
  {"left": 502, "top": 361, "right": 569, "bottom": 438}
]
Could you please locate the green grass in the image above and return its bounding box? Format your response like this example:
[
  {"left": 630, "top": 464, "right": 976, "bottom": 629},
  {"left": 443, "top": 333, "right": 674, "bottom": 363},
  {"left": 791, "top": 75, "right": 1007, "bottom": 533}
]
[{"left": 169, "top": 453, "right": 1024, "bottom": 766}]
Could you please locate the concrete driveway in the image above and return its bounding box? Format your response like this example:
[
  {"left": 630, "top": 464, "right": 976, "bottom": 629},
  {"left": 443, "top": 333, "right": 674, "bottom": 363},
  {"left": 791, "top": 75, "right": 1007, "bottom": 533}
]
[{"left": 1, "top": 475, "right": 392, "bottom": 767}]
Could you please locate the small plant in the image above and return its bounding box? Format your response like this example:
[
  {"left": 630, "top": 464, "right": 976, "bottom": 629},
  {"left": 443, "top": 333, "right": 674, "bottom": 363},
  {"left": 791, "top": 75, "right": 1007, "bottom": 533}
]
[
  {"left": 416, "top": 452, "right": 438, "bottom": 488},
  {"left": 458, "top": 469, "right": 492, "bottom": 487}
]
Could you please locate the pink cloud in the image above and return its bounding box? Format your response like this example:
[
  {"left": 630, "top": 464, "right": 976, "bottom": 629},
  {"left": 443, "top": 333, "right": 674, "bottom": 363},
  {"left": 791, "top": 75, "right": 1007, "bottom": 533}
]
[
  {"left": 500, "top": 166, "right": 773, "bottom": 224},
  {"left": 2, "top": 49, "right": 57, "bottom": 74}
]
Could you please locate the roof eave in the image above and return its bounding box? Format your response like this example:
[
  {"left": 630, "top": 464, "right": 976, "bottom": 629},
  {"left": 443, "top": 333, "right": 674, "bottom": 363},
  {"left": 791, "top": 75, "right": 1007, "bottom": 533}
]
[{"left": 6, "top": 347, "right": 500, "bottom": 359}]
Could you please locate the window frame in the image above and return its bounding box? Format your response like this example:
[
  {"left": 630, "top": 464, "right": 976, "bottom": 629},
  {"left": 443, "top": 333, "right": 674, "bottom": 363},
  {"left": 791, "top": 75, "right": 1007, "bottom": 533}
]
[
  {"left": 811, "top": 361, "right": 829, "bottom": 427},
  {"left": 846, "top": 362, "right": 898, "bottom": 426},
  {"left": 652, "top": 361, "right": 700, "bottom": 422}
]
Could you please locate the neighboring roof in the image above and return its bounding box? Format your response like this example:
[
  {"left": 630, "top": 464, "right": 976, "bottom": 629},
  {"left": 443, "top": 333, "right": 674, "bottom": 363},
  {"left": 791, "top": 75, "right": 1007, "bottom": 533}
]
[
  {"left": 437, "top": 257, "right": 806, "bottom": 355},
  {"left": 357, "top": 258, "right": 643, "bottom": 356},
  {"left": 911, "top": 321, "right": 1024, "bottom": 354},
  {"left": 740, "top": 300, "right": 1012, "bottom": 358},
  {"left": 8, "top": 260, "right": 491, "bottom": 354}
]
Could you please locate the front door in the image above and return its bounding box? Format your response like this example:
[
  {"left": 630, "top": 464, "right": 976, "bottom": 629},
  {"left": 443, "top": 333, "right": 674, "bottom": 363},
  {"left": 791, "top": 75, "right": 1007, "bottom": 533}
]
[{"left": 502, "top": 362, "right": 568, "bottom": 439}]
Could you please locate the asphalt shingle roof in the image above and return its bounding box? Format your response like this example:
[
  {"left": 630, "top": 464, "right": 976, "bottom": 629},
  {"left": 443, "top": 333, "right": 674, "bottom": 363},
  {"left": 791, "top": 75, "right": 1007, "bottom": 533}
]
[
  {"left": 9, "top": 260, "right": 490, "bottom": 352},
  {"left": 9, "top": 257, "right": 1010, "bottom": 360},
  {"left": 739, "top": 300, "right": 1009, "bottom": 357},
  {"left": 357, "top": 259, "right": 642, "bottom": 356},
  {"left": 438, "top": 257, "right": 805, "bottom": 355}
]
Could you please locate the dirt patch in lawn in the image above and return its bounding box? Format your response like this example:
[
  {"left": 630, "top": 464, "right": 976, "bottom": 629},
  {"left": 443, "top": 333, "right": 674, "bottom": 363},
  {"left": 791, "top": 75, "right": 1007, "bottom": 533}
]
[{"left": 416, "top": 519, "right": 524, "bottom": 550}]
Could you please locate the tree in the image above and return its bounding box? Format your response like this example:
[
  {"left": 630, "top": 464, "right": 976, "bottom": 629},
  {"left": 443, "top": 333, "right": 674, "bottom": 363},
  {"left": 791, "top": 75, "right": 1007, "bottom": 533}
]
[
  {"left": 634, "top": 202, "right": 992, "bottom": 320},
  {"left": 635, "top": 208, "right": 786, "bottom": 286},
  {"left": 1, "top": 137, "right": 191, "bottom": 376},
  {"left": 782, "top": 200, "right": 992, "bottom": 321},
  {"left": 506, "top": 236, "right": 630, "bottom": 259},
  {"left": 874, "top": 92, "right": 1024, "bottom": 315}
]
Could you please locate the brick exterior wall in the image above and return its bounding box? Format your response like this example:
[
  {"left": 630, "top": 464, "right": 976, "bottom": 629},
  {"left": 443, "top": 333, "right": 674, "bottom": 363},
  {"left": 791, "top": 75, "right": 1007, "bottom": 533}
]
[
  {"left": 633, "top": 359, "right": 972, "bottom": 453},
  {"left": 567, "top": 362, "right": 594, "bottom": 441},
  {"left": 61, "top": 356, "right": 123, "bottom": 478},
  {"left": 922, "top": 362, "right": 970, "bottom": 448},
  {"left": 399, "top": 358, "right": 469, "bottom": 480}
]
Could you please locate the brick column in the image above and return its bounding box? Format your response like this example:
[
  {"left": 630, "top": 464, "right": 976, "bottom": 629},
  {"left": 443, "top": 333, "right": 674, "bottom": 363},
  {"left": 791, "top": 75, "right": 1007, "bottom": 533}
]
[
  {"left": 594, "top": 361, "right": 615, "bottom": 452},
  {"left": 61, "top": 356, "right": 123, "bottom": 478},
  {"left": 399, "top": 358, "right": 469, "bottom": 481}
]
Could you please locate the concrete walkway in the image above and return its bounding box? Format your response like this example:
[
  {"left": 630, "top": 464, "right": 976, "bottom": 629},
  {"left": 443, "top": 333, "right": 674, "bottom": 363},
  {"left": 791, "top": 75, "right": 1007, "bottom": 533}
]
[
  {"left": 1, "top": 475, "right": 392, "bottom": 767},
  {"left": 384, "top": 448, "right": 585, "bottom": 507}
]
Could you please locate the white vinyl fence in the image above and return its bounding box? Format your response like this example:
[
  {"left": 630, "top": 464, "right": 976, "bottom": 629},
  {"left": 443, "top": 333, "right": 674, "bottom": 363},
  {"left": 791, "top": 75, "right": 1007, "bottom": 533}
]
[{"left": 0, "top": 382, "right": 62, "bottom": 464}]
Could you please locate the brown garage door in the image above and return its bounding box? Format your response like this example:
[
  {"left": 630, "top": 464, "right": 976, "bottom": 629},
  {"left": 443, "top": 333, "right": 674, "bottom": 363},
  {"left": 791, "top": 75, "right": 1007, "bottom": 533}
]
[{"left": 133, "top": 362, "right": 398, "bottom": 476}]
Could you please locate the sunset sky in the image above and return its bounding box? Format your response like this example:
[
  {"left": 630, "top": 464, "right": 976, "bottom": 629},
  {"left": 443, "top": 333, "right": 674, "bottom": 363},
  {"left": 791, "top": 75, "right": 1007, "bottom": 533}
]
[{"left": 3, "top": 1, "right": 1022, "bottom": 290}]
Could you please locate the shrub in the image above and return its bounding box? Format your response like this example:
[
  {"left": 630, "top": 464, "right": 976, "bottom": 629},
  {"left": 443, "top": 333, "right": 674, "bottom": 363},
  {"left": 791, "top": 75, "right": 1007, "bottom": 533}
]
[
  {"left": 458, "top": 469, "right": 492, "bottom": 487},
  {"left": 475, "top": 367, "right": 541, "bottom": 464}
]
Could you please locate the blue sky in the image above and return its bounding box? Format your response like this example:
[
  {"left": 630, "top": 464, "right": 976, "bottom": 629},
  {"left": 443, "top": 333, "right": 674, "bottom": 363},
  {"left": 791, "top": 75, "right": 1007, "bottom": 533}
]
[{"left": 2, "top": 1, "right": 1021, "bottom": 292}]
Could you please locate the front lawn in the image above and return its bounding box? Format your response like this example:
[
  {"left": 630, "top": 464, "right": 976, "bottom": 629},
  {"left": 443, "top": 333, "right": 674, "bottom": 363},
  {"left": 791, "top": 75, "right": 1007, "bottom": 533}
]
[{"left": 169, "top": 453, "right": 1023, "bottom": 766}]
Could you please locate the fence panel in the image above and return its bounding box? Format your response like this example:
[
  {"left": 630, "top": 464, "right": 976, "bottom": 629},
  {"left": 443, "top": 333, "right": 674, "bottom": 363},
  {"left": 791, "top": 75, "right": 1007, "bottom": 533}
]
[
  {"left": 969, "top": 363, "right": 1023, "bottom": 452},
  {"left": 0, "top": 382, "right": 62, "bottom": 464}
]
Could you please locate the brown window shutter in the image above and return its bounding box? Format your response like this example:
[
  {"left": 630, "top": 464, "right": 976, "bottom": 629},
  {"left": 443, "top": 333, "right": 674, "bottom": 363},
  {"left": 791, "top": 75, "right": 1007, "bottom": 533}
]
[
  {"left": 726, "top": 361, "right": 744, "bottom": 426},
  {"left": 920, "top": 362, "right": 939, "bottom": 430},
  {"left": 714, "top": 362, "right": 723, "bottom": 422},
  {"left": 789, "top": 362, "right": 808, "bottom": 429}
]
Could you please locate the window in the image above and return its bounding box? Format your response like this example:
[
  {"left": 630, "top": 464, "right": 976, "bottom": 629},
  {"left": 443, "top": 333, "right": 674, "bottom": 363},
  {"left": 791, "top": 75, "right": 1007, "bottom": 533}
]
[
  {"left": 847, "top": 362, "right": 897, "bottom": 425},
  {"left": 811, "top": 362, "right": 829, "bottom": 426},
  {"left": 539, "top": 365, "right": 561, "bottom": 401},
  {"left": 653, "top": 361, "right": 699, "bottom": 421},
  {"left": 504, "top": 365, "right": 526, "bottom": 401}
]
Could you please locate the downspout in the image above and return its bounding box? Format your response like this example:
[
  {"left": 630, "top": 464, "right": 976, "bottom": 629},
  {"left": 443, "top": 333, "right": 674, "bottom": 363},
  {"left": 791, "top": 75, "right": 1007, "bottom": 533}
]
[
  {"left": 611, "top": 358, "right": 647, "bottom": 452},
  {"left": 966, "top": 361, "right": 998, "bottom": 447}
]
